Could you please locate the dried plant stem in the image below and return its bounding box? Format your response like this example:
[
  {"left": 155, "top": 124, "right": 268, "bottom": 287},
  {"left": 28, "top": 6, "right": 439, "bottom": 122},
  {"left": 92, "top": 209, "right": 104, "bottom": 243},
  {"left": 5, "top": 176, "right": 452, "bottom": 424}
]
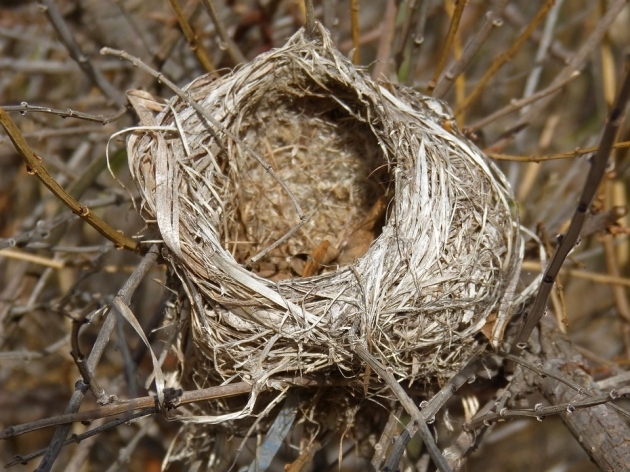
[
  {"left": 521, "top": 260, "right": 630, "bottom": 289},
  {"left": 2, "top": 376, "right": 347, "bottom": 441},
  {"left": 0, "top": 249, "right": 65, "bottom": 268},
  {"left": 37, "top": 0, "right": 125, "bottom": 106},
  {"left": 370, "top": 406, "right": 402, "bottom": 471},
  {"left": 34, "top": 246, "right": 159, "bottom": 472},
  {"left": 352, "top": 343, "right": 452, "bottom": 472},
  {"left": 517, "top": 0, "right": 627, "bottom": 129},
  {"left": 455, "top": 0, "right": 555, "bottom": 116},
  {"left": 428, "top": 0, "right": 466, "bottom": 93},
  {"left": 467, "top": 388, "right": 629, "bottom": 427},
  {"left": 433, "top": 0, "right": 509, "bottom": 98},
  {"left": 470, "top": 71, "right": 579, "bottom": 130},
  {"left": 531, "top": 322, "right": 630, "bottom": 470},
  {"left": 168, "top": 0, "right": 217, "bottom": 73},
  {"left": 371, "top": 0, "right": 398, "bottom": 80},
  {"left": 511, "top": 56, "right": 630, "bottom": 355},
  {"left": 519, "top": 0, "right": 564, "bottom": 116},
  {"left": 401, "top": 0, "right": 429, "bottom": 85},
  {"left": 304, "top": 0, "right": 316, "bottom": 38},
  {"left": 488, "top": 140, "right": 630, "bottom": 162},
  {"left": 2, "top": 103, "right": 127, "bottom": 124},
  {"left": 0, "top": 107, "right": 141, "bottom": 253},
  {"left": 200, "top": 0, "right": 246, "bottom": 65},
  {"left": 6, "top": 416, "right": 140, "bottom": 469},
  {"left": 503, "top": 3, "right": 571, "bottom": 63},
  {"left": 350, "top": 0, "right": 360, "bottom": 64},
  {"left": 383, "top": 352, "right": 483, "bottom": 470}
]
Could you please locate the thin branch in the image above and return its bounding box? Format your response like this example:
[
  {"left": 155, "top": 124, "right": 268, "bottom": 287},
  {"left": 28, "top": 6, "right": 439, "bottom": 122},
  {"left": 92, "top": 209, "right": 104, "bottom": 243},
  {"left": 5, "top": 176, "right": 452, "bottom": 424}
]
[
  {"left": 167, "top": 0, "right": 217, "bottom": 73},
  {"left": 352, "top": 343, "right": 452, "bottom": 472},
  {"left": 510, "top": 55, "right": 630, "bottom": 354},
  {"left": 521, "top": 260, "right": 630, "bottom": 289},
  {"left": 469, "top": 71, "right": 579, "bottom": 131},
  {"left": 455, "top": 0, "right": 555, "bottom": 116},
  {"left": 5, "top": 412, "right": 149, "bottom": 469},
  {"left": 2, "top": 376, "right": 346, "bottom": 441},
  {"left": 37, "top": 0, "right": 125, "bottom": 106},
  {"left": 488, "top": 140, "right": 630, "bottom": 162},
  {"left": 433, "top": 0, "right": 509, "bottom": 98},
  {"left": 530, "top": 321, "right": 630, "bottom": 470},
  {"left": 516, "top": 0, "right": 627, "bottom": 130},
  {"left": 371, "top": 0, "right": 398, "bottom": 80},
  {"left": 466, "top": 388, "right": 630, "bottom": 428},
  {"left": 33, "top": 246, "right": 159, "bottom": 472},
  {"left": 304, "top": 0, "right": 316, "bottom": 38},
  {"left": 0, "top": 107, "right": 141, "bottom": 253},
  {"left": 428, "top": 0, "right": 466, "bottom": 93},
  {"left": 350, "top": 0, "right": 360, "bottom": 64},
  {"left": 199, "top": 0, "right": 246, "bottom": 65},
  {"left": 2, "top": 103, "right": 127, "bottom": 124},
  {"left": 503, "top": 2, "right": 571, "bottom": 63},
  {"left": 401, "top": 0, "right": 429, "bottom": 85},
  {"left": 383, "top": 352, "right": 484, "bottom": 471}
]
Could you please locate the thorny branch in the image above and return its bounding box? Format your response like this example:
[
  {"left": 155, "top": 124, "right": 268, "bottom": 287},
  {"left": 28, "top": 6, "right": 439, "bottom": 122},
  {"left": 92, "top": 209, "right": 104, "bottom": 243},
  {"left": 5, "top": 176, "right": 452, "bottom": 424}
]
[
  {"left": 511, "top": 55, "right": 630, "bottom": 354},
  {"left": 33, "top": 246, "right": 159, "bottom": 472},
  {"left": 0, "top": 107, "right": 142, "bottom": 253}
]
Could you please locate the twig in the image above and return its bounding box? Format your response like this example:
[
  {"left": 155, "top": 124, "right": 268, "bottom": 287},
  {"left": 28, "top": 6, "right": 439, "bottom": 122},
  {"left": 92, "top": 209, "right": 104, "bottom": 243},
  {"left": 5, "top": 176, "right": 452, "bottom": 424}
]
[
  {"left": 455, "top": 0, "right": 555, "bottom": 116},
  {"left": 433, "top": 0, "right": 509, "bottom": 98},
  {"left": 33, "top": 246, "right": 159, "bottom": 472},
  {"left": 2, "top": 376, "right": 347, "bottom": 441},
  {"left": 503, "top": 2, "right": 572, "bottom": 63},
  {"left": 466, "top": 388, "right": 630, "bottom": 428},
  {"left": 62, "top": 304, "right": 108, "bottom": 404},
  {"left": 5, "top": 412, "right": 149, "bottom": 469},
  {"left": 382, "top": 352, "right": 484, "bottom": 471},
  {"left": 371, "top": 0, "right": 398, "bottom": 80},
  {"left": 469, "top": 71, "right": 579, "bottom": 130},
  {"left": 521, "top": 260, "right": 630, "bottom": 289},
  {"left": 352, "top": 343, "right": 452, "bottom": 472},
  {"left": 2, "top": 103, "right": 128, "bottom": 124},
  {"left": 428, "top": 0, "right": 466, "bottom": 93},
  {"left": 167, "top": 0, "right": 217, "bottom": 73},
  {"left": 529, "top": 321, "right": 630, "bottom": 471},
  {"left": 350, "top": 0, "right": 360, "bottom": 64},
  {"left": 487, "top": 140, "right": 630, "bottom": 161},
  {"left": 370, "top": 406, "right": 402, "bottom": 471},
  {"left": 519, "top": 0, "right": 564, "bottom": 116},
  {"left": 304, "top": 0, "right": 316, "bottom": 38},
  {"left": 36, "top": 0, "right": 125, "bottom": 106},
  {"left": 516, "top": 0, "right": 627, "bottom": 130},
  {"left": 0, "top": 249, "right": 65, "bottom": 269},
  {"left": 510, "top": 55, "right": 630, "bottom": 354},
  {"left": 401, "top": 0, "right": 429, "bottom": 85},
  {"left": 0, "top": 107, "right": 141, "bottom": 253},
  {"left": 200, "top": 0, "right": 246, "bottom": 65}
]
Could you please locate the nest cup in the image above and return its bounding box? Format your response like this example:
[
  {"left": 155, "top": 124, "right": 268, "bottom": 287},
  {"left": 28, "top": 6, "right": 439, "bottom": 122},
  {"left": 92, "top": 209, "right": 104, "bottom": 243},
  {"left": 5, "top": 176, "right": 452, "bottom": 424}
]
[{"left": 127, "top": 23, "right": 519, "bottom": 424}]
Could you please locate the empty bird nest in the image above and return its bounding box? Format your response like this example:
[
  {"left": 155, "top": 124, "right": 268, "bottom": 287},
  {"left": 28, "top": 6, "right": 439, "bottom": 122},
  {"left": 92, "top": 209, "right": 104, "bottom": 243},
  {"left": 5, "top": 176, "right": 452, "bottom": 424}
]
[{"left": 125, "top": 22, "right": 520, "bottom": 435}]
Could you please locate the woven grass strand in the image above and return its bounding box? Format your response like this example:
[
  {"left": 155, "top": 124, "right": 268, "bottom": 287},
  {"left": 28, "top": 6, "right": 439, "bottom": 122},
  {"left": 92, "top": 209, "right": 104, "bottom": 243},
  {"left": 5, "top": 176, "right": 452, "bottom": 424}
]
[{"left": 125, "top": 22, "right": 520, "bottom": 465}]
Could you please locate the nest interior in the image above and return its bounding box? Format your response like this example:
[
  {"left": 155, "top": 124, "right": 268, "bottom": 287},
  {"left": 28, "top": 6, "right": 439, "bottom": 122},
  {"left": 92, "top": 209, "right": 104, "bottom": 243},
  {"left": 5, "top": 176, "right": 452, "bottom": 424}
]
[
  {"left": 126, "top": 23, "right": 519, "bottom": 427},
  {"left": 233, "top": 92, "right": 391, "bottom": 280}
]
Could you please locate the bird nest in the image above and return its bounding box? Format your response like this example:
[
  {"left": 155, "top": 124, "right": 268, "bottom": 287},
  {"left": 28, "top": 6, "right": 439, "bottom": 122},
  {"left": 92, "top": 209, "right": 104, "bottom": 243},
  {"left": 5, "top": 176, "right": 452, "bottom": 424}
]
[{"left": 126, "top": 23, "right": 519, "bottom": 426}]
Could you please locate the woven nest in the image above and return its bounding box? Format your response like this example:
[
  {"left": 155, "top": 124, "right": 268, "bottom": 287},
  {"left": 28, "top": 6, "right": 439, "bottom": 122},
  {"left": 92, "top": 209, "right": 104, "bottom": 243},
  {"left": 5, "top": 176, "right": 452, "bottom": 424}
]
[{"left": 127, "top": 23, "right": 519, "bottom": 425}]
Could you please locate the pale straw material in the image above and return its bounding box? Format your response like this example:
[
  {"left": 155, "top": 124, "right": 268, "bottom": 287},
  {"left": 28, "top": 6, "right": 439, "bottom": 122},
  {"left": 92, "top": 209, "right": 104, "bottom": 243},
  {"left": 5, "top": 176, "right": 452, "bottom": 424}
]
[{"left": 126, "top": 23, "right": 520, "bottom": 426}]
